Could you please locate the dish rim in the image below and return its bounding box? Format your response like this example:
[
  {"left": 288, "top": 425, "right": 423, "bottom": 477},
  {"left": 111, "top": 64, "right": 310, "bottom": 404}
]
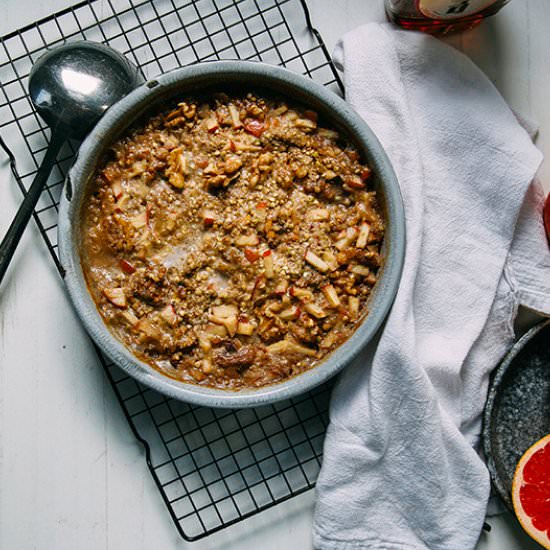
[
  {"left": 58, "top": 60, "right": 406, "bottom": 408},
  {"left": 482, "top": 318, "right": 550, "bottom": 508}
]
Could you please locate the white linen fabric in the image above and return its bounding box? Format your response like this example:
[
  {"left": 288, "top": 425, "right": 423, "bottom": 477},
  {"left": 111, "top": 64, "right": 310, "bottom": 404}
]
[{"left": 313, "top": 23, "right": 550, "bottom": 550}]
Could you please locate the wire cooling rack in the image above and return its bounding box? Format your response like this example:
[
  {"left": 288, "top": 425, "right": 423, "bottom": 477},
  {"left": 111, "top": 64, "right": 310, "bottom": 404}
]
[{"left": 0, "top": 0, "right": 341, "bottom": 541}]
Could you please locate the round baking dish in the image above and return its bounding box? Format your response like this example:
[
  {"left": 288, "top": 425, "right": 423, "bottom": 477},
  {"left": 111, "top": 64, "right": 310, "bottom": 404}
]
[{"left": 58, "top": 60, "right": 405, "bottom": 408}]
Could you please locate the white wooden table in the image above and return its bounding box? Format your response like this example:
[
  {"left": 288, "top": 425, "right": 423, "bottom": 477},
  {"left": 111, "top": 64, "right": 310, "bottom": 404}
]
[{"left": 0, "top": 1, "right": 546, "bottom": 548}]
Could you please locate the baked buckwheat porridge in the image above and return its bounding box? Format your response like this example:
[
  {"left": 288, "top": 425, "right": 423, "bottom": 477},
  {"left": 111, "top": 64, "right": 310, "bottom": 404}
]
[{"left": 81, "top": 92, "right": 384, "bottom": 389}]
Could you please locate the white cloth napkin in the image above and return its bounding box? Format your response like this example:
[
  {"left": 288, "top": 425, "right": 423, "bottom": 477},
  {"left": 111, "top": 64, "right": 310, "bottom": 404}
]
[{"left": 312, "top": 23, "right": 550, "bottom": 550}]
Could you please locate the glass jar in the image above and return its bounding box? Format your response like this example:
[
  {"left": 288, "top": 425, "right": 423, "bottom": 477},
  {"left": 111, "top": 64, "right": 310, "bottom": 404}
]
[{"left": 385, "top": 0, "right": 511, "bottom": 34}]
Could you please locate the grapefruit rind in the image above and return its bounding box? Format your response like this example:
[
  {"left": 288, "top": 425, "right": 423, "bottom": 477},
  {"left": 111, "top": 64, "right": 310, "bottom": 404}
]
[{"left": 511, "top": 433, "right": 550, "bottom": 550}]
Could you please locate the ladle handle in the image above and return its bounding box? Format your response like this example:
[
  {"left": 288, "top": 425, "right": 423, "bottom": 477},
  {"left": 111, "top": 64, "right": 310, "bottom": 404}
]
[{"left": 0, "top": 129, "right": 65, "bottom": 286}]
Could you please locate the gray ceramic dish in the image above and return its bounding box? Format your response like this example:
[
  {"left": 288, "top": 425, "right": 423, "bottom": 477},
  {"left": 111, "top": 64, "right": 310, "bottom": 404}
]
[
  {"left": 482, "top": 319, "right": 550, "bottom": 509},
  {"left": 58, "top": 60, "right": 405, "bottom": 408}
]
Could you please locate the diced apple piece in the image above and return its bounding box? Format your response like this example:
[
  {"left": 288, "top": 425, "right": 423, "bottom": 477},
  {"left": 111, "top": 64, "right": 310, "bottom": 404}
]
[
  {"left": 232, "top": 140, "right": 262, "bottom": 152},
  {"left": 266, "top": 340, "right": 290, "bottom": 354},
  {"left": 322, "top": 284, "right": 341, "bottom": 308},
  {"left": 255, "top": 201, "right": 267, "bottom": 221},
  {"left": 321, "top": 330, "right": 340, "bottom": 349},
  {"left": 322, "top": 251, "right": 339, "bottom": 272},
  {"left": 304, "top": 249, "right": 329, "bottom": 273},
  {"left": 205, "top": 115, "right": 219, "bottom": 133},
  {"left": 209, "top": 315, "right": 238, "bottom": 337},
  {"left": 235, "top": 233, "right": 260, "bottom": 247},
  {"left": 351, "top": 265, "right": 371, "bottom": 277},
  {"left": 344, "top": 175, "right": 366, "bottom": 190},
  {"left": 318, "top": 128, "right": 339, "bottom": 140},
  {"left": 201, "top": 358, "right": 214, "bottom": 374},
  {"left": 136, "top": 318, "right": 161, "bottom": 339},
  {"left": 279, "top": 305, "right": 301, "bottom": 321},
  {"left": 250, "top": 275, "right": 265, "bottom": 300},
  {"left": 267, "top": 340, "right": 316, "bottom": 357},
  {"left": 121, "top": 310, "right": 140, "bottom": 327},
  {"left": 223, "top": 316, "right": 238, "bottom": 337},
  {"left": 130, "top": 211, "right": 148, "bottom": 229},
  {"left": 356, "top": 223, "right": 371, "bottom": 249},
  {"left": 348, "top": 296, "right": 360, "bottom": 318},
  {"left": 322, "top": 170, "right": 337, "bottom": 180},
  {"left": 197, "top": 332, "right": 212, "bottom": 353},
  {"left": 203, "top": 209, "right": 216, "bottom": 227},
  {"left": 212, "top": 304, "right": 238, "bottom": 318},
  {"left": 264, "top": 301, "right": 283, "bottom": 318},
  {"left": 160, "top": 303, "right": 178, "bottom": 326},
  {"left": 274, "top": 279, "right": 289, "bottom": 295},
  {"left": 224, "top": 156, "right": 243, "bottom": 173},
  {"left": 289, "top": 286, "right": 313, "bottom": 301},
  {"left": 204, "top": 162, "right": 217, "bottom": 175},
  {"left": 295, "top": 118, "right": 317, "bottom": 130},
  {"left": 205, "top": 323, "right": 227, "bottom": 337},
  {"left": 366, "top": 273, "right": 377, "bottom": 286},
  {"left": 262, "top": 249, "right": 275, "bottom": 278},
  {"left": 236, "top": 319, "right": 257, "bottom": 336},
  {"left": 243, "top": 119, "right": 265, "bottom": 137},
  {"left": 119, "top": 259, "right": 136, "bottom": 274},
  {"left": 244, "top": 248, "right": 260, "bottom": 263},
  {"left": 307, "top": 208, "right": 329, "bottom": 222},
  {"left": 303, "top": 302, "right": 327, "bottom": 319},
  {"left": 361, "top": 167, "right": 372, "bottom": 181},
  {"left": 210, "top": 304, "right": 239, "bottom": 336},
  {"left": 104, "top": 287, "right": 127, "bottom": 308},
  {"left": 112, "top": 181, "right": 123, "bottom": 201},
  {"left": 335, "top": 226, "right": 358, "bottom": 250},
  {"left": 228, "top": 104, "right": 242, "bottom": 128}
]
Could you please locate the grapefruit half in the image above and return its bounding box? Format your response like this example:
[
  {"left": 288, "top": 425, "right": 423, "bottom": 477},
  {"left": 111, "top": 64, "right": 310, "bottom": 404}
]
[{"left": 512, "top": 433, "right": 550, "bottom": 549}]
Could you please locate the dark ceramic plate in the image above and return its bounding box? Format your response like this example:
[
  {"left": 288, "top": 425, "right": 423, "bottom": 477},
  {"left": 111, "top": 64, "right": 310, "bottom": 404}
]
[{"left": 482, "top": 319, "right": 550, "bottom": 509}]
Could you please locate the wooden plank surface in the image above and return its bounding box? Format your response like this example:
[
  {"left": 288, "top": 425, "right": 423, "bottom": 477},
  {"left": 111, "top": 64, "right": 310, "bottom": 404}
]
[{"left": 0, "top": 1, "right": 545, "bottom": 549}]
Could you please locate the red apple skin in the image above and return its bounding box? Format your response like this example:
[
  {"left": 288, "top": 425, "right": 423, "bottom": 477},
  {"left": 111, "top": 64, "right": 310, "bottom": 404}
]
[{"left": 544, "top": 193, "right": 550, "bottom": 244}]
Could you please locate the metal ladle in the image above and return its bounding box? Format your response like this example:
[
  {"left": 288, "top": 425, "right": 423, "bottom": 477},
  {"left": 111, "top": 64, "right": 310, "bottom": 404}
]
[{"left": 0, "top": 41, "right": 143, "bottom": 285}]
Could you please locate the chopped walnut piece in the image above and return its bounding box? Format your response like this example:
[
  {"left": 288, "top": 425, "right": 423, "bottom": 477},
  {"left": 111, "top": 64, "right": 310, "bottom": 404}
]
[
  {"left": 224, "top": 156, "right": 243, "bottom": 174},
  {"left": 166, "top": 147, "right": 188, "bottom": 189}
]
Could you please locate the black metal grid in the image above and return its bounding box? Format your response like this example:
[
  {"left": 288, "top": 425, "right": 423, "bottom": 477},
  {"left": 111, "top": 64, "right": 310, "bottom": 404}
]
[{"left": 0, "top": 0, "right": 341, "bottom": 541}]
